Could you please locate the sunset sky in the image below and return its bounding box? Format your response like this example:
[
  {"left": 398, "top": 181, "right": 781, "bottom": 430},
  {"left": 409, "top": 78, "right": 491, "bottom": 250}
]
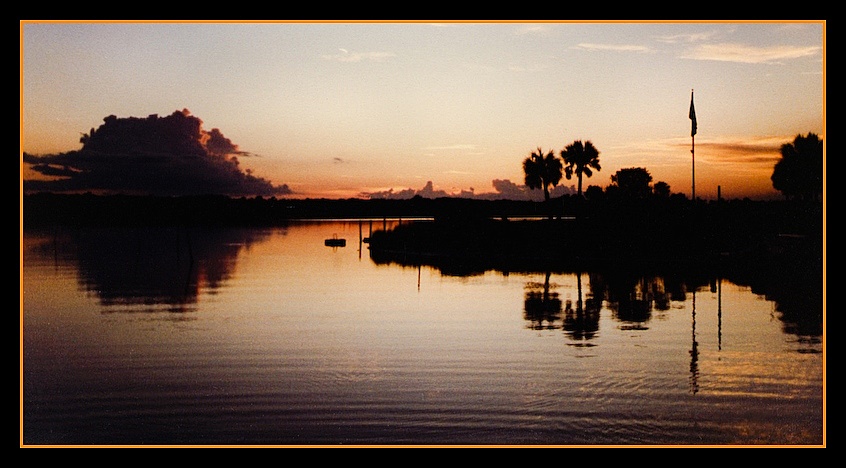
[{"left": 21, "top": 20, "right": 825, "bottom": 200}]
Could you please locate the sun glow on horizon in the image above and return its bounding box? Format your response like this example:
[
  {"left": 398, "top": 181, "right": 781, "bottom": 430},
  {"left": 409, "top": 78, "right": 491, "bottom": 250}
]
[{"left": 21, "top": 20, "right": 824, "bottom": 201}]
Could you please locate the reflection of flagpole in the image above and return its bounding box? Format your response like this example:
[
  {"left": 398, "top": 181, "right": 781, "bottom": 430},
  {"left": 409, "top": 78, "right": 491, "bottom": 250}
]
[
  {"left": 690, "top": 289, "right": 699, "bottom": 395},
  {"left": 576, "top": 271, "right": 583, "bottom": 313},
  {"left": 689, "top": 89, "right": 697, "bottom": 201},
  {"left": 718, "top": 277, "right": 722, "bottom": 351}
]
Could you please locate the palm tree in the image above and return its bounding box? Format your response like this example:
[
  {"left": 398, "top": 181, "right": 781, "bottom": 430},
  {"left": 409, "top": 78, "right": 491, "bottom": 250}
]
[
  {"left": 560, "top": 140, "right": 601, "bottom": 197},
  {"left": 522, "top": 147, "right": 563, "bottom": 203}
]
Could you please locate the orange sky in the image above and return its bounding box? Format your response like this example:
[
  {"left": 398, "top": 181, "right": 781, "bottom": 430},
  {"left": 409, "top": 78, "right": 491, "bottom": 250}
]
[{"left": 21, "top": 21, "right": 825, "bottom": 200}]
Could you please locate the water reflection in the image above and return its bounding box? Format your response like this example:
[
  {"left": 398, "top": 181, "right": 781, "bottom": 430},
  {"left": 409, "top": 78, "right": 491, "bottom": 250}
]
[
  {"left": 690, "top": 290, "right": 700, "bottom": 395},
  {"left": 518, "top": 269, "right": 711, "bottom": 356},
  {"left": 25, "top": 226, "right": 275, "bottom": 313},
  {"left": 562, "top": 272, "right": 601, "bottom": 343},
  {"left": 523, "top": 272, "right": 562, "bottom": 330},
  {"left": 26, "top": 221, "right": 822, "bottom": 345},
  {"left": 370, "top": 235, "right": 822, "bottom": 348},
  {"left": 22, "top": 221, "right": 824, "bottom": 446}
]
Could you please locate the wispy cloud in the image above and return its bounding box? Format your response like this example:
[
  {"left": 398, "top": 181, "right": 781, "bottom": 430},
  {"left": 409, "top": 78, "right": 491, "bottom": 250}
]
[
  {"left": 508, "top": 63, "right": 550, "bottom": 73},
  {"left": 362, "top": 179, "right": 574, "bottom": 201},
  {"left": 681, "top": 43, "right": 821, "bottom": 64},
  {"left": 423, "top": 144, "right": 479, "bottom": 151},
  {"left": 321, "top": 49, "right": 396, "bottom": 63},
  {"left": 653, "top": 31, "right": 720, "bottom": 44},
  {"left": 514, "top": 24, "right": 553, "bottom": 36},
  {"left": 695, "top": 141, "right": 783, "bottom": 164},
  {"left": 572, "top": 43, "right": 652, "bottom": 53},
  {"left": 613, "top": 135, "right": 785, "bottom": 168},
  {"left": 666, "top": 135, "right": 785, "bottom": 165}
]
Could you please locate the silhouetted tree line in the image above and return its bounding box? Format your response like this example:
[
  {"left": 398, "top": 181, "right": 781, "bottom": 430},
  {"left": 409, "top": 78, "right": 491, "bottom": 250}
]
[
  {"left": 522, "top": 132, "right": 823, "bottom": 207},
  {"left": 771, "top": 132, "right": 823, "bottom": 202},
  {"left": 369, "top": 197, "right": 820, "bottom": 269},
  {"left": 22, "top": 192, "right": 558, "bottom": 227}
]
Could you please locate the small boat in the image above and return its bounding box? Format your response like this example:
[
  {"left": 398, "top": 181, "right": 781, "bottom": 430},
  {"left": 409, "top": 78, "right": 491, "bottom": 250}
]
[{"left": 324, "top": 235, "right": 346, "bottom": 247}]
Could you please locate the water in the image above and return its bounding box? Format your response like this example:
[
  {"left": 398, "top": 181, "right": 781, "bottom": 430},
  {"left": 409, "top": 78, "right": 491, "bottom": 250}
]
[{"left": 21, "top": 221, "right": 824, "bottom": 446}]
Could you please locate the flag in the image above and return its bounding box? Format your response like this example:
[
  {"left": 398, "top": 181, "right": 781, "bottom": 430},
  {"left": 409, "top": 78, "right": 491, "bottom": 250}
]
[{"left": 689, "top": 91, "right": 697, "bottom": 137}]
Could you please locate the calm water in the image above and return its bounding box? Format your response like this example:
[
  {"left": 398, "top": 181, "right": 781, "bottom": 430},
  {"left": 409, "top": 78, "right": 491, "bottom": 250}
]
[{"left": 21, "top": 221, "right": 824, "bottom": 446}]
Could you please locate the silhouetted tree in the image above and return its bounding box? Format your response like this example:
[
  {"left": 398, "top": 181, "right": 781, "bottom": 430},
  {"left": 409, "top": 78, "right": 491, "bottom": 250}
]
[
  {"left": 771, "top": 132, "right": 823, "bottom": 202},
  {"left": 653, "top": 181, "right": 671, "bottom": 198},
  {"left": 584, "top": 185, "right": 604, "bottom": 201},
  {"left": 610, "top": 167, "right": 653, "bottom": 199},
  {"left": 523, "top": 147, "right": 563, "bottom": 210},
  {"left": 560, "top": 140, "right": 601, "bottom": 197}
]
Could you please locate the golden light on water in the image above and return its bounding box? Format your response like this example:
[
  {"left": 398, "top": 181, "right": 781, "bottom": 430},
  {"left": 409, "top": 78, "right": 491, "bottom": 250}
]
[{"left": 22, "top": 220, "right": 823, "bottom": 445}]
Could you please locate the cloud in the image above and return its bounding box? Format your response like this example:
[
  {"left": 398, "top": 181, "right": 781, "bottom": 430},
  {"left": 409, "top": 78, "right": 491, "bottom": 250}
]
[
  {"left": 23, "top": 109, "right": 292, "bottom": 197},
  {"left": 490, "top": 179, "right": 529, "bottom": 199},
  {"left": 653, "top": 31, "right": 719, "bottom": 44},
  {"left": 362, "top": 179, "right": 574, "bottom": 201},
  {"left": 424, "top": 144, "right": 479, "bottom": 151},
  {"left": 514, "top": 24, "right": 554, "bottom": 36},
  {"left": 487, "top": 179, "right": 573, "bottom": 201},
  {"left": 321, "top": 49, "right": 396, "bottom": 63},
  {"left": 572, "top": 43, "right": 652, "bottom": 53},
  {"left": 693, "top": 139, "right": 783, "bottom": 165},
  {"left": 681, "top": 43, "right": 821, "bottom": 64},
  {"left": 364, "top": 181, "right": 450, "bottom": 200}
]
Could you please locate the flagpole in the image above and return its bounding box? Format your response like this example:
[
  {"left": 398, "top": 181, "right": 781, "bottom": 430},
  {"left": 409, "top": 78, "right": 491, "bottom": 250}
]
[{"left": 689, "top": 89, "right": 697, "bottom": 201}]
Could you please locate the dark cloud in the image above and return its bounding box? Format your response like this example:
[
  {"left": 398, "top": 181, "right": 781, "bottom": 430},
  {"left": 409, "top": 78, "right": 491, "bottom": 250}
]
[
  {"left": 363, "top": 179, "right": 573, "bottom": 201},
  {"left": 23, "top": 109, "right": 292, "bottom": 197}
]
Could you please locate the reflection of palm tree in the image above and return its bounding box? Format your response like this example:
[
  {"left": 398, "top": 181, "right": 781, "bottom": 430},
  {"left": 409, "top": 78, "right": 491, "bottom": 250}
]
[
  {"left": 563, "top": 271, "right": 601, "bottom": 342},
  {"left": 524, "top": 271, "right": 562, "bottom": 330},
  {"left": 560, "top": 140, "right": 601, "bottom": 197},
  {"left": 523, "top": 147, "right": 563, "bottom": 207}
]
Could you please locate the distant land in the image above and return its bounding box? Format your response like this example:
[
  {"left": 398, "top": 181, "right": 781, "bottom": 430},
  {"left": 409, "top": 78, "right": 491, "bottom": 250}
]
[
  {"left": 22, "top": 191, "right": 821, "bottom": 263},
  {"left": 22, "top": 192, "right": 559, "bottom": 227},
  {"left": 22, "top": 192, "right": 823, "bottom": 333},
  {"left": 22, "top": 192, "right": 821, "bottom": 230},
  {"left": 22, "top": 191, "right": 823, "bottom": 307}
]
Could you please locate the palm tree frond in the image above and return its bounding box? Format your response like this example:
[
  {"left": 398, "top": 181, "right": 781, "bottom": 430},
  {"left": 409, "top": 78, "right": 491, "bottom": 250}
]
[{"left": 560, "top": 139, "right": 601, "bottom": 197}]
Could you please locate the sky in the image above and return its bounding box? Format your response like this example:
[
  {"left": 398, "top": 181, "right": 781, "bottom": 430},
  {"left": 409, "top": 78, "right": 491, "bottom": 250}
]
[{"left": 21, "top": 20, "right": 825, "bottom": 200}]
